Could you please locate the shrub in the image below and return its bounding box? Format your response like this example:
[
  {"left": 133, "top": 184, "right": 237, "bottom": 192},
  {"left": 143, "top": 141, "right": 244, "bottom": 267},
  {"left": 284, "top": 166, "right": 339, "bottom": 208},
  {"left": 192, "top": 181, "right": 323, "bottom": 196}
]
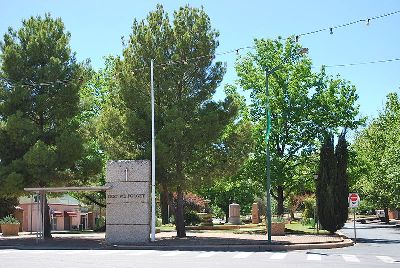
[
  {"left": 184, "top": 210, "right": 201, "bottom": 226},
  {"left": 0, "top": 215, "right": 20, "bottom": 224},
  {"left": 301, "top": 218, "right": 316, "bottom": 227},
  {"left": 272, "top": 216, "right": 285, "bottom": 223},
  {"left": 302, "top": 197, "right": 316, "bottom": 219}
]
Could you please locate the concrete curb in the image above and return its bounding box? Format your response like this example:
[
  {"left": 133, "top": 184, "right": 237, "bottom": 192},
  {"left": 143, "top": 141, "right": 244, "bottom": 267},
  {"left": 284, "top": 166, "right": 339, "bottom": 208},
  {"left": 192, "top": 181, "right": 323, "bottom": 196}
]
[
  {"left": 0, "top": 239, "right": 354, "bottom": 251},
  {"left": 110, "top": 239, "right": 355, "bottom": 251}
]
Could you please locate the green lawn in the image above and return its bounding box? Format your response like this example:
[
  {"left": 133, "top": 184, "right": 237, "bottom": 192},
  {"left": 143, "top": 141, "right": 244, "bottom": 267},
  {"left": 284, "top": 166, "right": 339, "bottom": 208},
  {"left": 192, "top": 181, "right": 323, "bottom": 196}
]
[
  {"left": 285, "top": 222, "right": 330, "bottom": 235},
  {"left": 159, "top": 223, "right": 330, "bottom": 235}
]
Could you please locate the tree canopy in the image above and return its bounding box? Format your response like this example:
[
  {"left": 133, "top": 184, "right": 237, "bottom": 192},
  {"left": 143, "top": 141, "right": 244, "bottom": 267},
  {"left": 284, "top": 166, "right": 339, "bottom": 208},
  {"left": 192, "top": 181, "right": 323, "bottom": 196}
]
[
  {"left": 97, "top": 5, "right": 238, "bottom": 237},
  {"left": 232, "top": 37, "right": 362, "bottom": 215},
  {"left": 0, "top": 13, "right": 101, "bottom": 194},
  {"left": 351, "top": 93, "right": 400, "bottom": 222}
]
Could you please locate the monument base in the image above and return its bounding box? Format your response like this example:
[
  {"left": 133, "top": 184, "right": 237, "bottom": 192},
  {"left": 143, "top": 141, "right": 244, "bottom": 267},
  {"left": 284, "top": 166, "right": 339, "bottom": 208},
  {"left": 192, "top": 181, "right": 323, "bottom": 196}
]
[{"left": 106, "top": 224, "right": 150, "bottom": 244}]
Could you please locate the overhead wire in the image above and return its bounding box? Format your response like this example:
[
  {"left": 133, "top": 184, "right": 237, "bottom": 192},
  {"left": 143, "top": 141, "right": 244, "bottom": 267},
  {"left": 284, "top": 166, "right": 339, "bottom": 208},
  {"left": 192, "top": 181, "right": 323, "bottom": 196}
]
[{"left": 0, "top": 10, "right": 399, "bottom": 86}]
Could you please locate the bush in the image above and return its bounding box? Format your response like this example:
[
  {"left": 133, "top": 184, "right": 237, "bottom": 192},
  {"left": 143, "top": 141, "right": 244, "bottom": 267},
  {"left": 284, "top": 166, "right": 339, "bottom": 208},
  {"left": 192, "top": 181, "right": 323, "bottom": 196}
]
[
  {"left": 156, "top": 218, "right": 162, "bottom": 227},
  {"left": 0, "top": 215, "right": 20, "bottom": 224},
  {"left": 302, "top": 197, "right": 316, "bottom": 219},
  {"left": 272, "top": 216, "right": 285, "bottom": 223},
  {"left": 184, "top": 210, "right": 201, "bottom": 226},
  {"left": 301, "top": 217, "right": 316, "bottom": 227}
]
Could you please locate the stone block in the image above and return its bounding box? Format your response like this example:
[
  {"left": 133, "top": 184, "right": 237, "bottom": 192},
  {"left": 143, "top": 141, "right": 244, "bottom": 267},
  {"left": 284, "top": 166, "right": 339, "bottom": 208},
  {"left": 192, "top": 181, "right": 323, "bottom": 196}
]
[
  {"left": 106, "top": 203, "right": 150, "bottom": 225},
  {"left": 106, "top": 182, "right": 150, "bottom": 204},
  {"left": 252, "top": 203, "right": 259, "bottom": 224},
  {"left": 106, "top": 160, "right": 150, "bottom": 182},
  {"left": 106, "top": 224, "right": 150, "bottom": 244}
]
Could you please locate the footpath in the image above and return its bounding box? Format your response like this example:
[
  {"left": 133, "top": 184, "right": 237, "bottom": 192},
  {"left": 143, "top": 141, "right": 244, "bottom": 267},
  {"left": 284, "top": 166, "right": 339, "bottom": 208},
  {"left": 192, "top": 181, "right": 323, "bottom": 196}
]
[{"left": 0, "top": 231, "right": 353, "bottom": 251}]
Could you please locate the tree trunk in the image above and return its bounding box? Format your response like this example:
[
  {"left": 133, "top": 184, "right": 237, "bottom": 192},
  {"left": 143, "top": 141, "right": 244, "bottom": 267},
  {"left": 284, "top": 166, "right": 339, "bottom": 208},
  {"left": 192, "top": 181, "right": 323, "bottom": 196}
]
[
  {"left": 290, "top": 211, "right": 295, "bottom": 220},
  {"left": 161, "top": 183, "right": 169, "bottom": 224},
  {"left": 384, "top": 207, "right": 390, "bottom": 224},
  {"left": 277, "top": 185, "right": 284, "bottom": 216},
  {"left": 44, "top": 196, "right": 52, "bottom": 239},
  {"left": 224, "top": 205, "right": 229, "bottom": 223},
  {"left": 175, "top": 186, "right": 186, "bottom": 237}
]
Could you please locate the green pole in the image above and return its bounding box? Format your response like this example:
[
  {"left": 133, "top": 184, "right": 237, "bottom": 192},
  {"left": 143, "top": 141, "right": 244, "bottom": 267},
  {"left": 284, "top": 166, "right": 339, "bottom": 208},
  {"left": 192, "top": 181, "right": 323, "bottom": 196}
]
[{"left": 265, "top": 68, "right": 272, "bottom": 244}]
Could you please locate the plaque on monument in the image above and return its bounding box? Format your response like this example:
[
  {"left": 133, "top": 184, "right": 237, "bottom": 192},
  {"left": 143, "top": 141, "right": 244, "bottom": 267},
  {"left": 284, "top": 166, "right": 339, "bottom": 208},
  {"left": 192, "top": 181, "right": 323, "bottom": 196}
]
[{"left": 105, "top": 160, "right": 151, "bottom": 244}]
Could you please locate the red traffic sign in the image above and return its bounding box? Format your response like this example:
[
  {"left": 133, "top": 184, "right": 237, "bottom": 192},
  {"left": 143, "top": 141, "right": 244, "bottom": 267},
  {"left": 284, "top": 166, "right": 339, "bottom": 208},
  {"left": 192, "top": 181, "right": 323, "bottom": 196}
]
[
  {"left": 348, "top": 193, "right": 360, "bottom": 208},
  {"left": 349, "top": 193, "right": 359, "bottom": 202}
]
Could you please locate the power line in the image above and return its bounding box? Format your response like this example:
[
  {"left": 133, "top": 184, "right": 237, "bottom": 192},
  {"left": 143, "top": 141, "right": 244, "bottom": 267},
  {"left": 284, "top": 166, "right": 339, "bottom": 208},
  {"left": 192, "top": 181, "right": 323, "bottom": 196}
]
[
  {"left": 0, "top": 10, "right": 399, "bottom": 86},
  {"left": 323, "top": 57, "right": 400, "bottom": 68},
  {"left": 129, "top": 9, "right": 400, "bottom": 72}
]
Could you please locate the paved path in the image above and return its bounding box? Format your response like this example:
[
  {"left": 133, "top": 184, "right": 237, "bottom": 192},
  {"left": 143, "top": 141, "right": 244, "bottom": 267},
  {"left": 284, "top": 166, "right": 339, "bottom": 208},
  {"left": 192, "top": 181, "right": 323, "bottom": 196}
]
[{"left": 0, "top": 231, "right": 348, "bottom": 250}]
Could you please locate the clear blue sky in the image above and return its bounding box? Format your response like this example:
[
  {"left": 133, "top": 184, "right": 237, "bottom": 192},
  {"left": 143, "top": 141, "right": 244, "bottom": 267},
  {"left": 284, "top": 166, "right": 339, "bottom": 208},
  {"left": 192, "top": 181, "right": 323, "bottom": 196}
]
[{"left": 2, "top": 0, "right": 400, "bottom": 119}]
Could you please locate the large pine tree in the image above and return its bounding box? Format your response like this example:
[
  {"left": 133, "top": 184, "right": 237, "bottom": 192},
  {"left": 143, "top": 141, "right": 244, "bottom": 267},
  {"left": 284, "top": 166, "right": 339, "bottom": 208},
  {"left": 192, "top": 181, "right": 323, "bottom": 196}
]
[
  {"left": 98, "top": 5, "right": 237, "bottom": 237},
  {"left": 0, "top": 14, "right": 101, "bottom": 237}
]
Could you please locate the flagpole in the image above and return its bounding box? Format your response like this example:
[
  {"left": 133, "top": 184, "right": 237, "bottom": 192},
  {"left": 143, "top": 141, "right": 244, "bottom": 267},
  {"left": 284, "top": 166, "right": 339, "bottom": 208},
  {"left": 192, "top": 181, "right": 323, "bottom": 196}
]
[
  {"left": 151, "top": 59, "right": 156, "bottom": 242},
  {"left": 265, "top": 67, "right": 272, "bottom": 244}
]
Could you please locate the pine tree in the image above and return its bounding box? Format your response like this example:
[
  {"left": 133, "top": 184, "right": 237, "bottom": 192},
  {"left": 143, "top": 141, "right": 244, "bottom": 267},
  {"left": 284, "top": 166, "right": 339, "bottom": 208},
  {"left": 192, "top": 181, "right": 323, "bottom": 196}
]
[
  {"left": 0, "top": 14, "right": 101, "bottom": 238},
  {"left": 98, "top": 5, "right": 237, "bottom": 237}
]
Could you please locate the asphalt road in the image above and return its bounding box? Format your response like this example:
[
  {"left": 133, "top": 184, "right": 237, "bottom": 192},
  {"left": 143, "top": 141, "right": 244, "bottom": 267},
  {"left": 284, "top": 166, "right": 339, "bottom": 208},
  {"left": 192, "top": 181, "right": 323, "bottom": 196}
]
[{"left": 0, "top": 222, "right": 398, "bottom": 268}]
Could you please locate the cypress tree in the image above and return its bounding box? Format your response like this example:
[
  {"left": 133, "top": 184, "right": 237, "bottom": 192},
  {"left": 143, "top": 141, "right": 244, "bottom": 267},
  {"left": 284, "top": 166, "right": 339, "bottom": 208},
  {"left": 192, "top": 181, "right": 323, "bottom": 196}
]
[
  {"left": 335, "top": 131, "right": 349, "bottom": 226},
  {"left": 317, "top": 132, "right": 349, "bottom": 233}
]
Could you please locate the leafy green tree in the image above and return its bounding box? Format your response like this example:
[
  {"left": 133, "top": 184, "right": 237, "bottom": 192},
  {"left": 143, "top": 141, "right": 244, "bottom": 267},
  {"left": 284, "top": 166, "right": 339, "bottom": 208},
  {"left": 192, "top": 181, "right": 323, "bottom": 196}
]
[
  {"left": 351, "top": 93, "right": 400, "bottom": 223},
  {"left": 98, "top": 5, "right": 237, "bottom": 237},
  {"left": 233, "top": 37, "right": 362, "bottom": 215},
  {"left": 0, "top": 14, "right": 101, "bottom": 237},
  {"left": 317, "top": 132, "right": 349, "bottom": 233}
]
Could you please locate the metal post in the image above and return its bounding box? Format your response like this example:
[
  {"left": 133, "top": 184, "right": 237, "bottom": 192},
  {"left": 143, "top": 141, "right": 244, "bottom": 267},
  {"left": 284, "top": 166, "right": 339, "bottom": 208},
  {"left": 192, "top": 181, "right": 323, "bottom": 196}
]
[
  {"left": 36, "top": 192, "right": 40, "bottom": 243},
  {"left": 30, "top": 194, "right": 33, "bottom": 234},
  {"left": 41, "top": 191, "right": 45, "bottom": 240},
  {"left": 353, "top": 208, "right": 357, "bottom": 244},
  {"left": 151, "top": 59, "right": 156, "bottom": 242},
  {"left": 265, "top": 69, "right": 272, "bottom": 244}
]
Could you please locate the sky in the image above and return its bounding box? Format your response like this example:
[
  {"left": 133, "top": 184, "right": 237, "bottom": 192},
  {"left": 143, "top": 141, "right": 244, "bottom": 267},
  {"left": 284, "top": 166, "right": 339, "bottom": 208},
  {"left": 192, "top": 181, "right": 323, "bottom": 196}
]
[{"left": 2, "top": 0, "right": 400, "bottom": 120}]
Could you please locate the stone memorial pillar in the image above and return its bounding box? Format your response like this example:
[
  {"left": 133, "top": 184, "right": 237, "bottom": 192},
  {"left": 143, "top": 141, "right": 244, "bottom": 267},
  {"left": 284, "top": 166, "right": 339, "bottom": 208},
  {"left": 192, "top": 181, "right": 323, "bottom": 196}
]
[
  {"left": 228, "top": 203, "right": 241, "bottom": 225},
  {"left": 106, "top": 160, "right": 150, "bottom": 244},
  {"left": 252, "top": 203, "right": 259, "bottom": 224}
]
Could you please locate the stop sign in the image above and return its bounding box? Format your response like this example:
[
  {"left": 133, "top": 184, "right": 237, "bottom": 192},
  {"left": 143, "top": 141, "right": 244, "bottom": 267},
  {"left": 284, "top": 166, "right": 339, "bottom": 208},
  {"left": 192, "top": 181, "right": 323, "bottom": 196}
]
[
  {"left": 348, "top": 193, "right": 360, "bottom": 208},
  {"left": 349, "top": 193, "right": 359, "bottom": 202}
]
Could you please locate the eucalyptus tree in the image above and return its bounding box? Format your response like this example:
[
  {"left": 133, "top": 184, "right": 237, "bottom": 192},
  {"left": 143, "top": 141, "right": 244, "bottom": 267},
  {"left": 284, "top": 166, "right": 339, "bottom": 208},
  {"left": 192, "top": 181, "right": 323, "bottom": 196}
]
[
  {"left": 233, "top": 37, "right": 362, "bottom": 215},
  {"left": 351, "top": 93, "right": 400, "bottom": 223}
]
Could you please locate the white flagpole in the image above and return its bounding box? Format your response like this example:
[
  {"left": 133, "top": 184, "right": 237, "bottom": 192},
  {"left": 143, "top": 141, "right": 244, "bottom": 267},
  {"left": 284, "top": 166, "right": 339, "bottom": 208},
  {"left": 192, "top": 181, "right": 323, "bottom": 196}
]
[{"left": 151, "top": 59, "right": 156, "bottom": 242}]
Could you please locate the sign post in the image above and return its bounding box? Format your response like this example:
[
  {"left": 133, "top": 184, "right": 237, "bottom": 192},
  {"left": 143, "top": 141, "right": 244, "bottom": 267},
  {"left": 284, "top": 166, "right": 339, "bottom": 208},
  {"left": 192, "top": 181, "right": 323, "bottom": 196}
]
[{"left": 348, "top": 193, "right": 360, "bottom": 244}]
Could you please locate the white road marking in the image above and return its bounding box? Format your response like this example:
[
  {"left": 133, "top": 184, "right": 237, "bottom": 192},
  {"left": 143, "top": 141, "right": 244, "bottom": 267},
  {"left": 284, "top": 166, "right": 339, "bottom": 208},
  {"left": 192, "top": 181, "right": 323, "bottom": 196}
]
[
  {"left": 196, "top": 252, "right": 218, "bottom": 258},
  {"left": 57, "top": 250, "right": 89, "bottom": 255},
  {"left": 306, "top": 254, "right": 322, "bottom": 261},
  {"left": 233, "top": 252, "right": 253, "bottom": 259},
  {"left": 0, "top": 250, "right": 19, "bottom": 254},
  {"left": 92, "top": 250, "right": 119, "bottom": 255},
  {"left": 28, "top": 250, "right": 48, "bottom": 254},
  {"left": 161, "top": 251, "right": 184, "bottom": 257},
  {"left": 270, "top": 252, "right": 287, "bottom": 260},
  {"left": 342, "top": 254, "right": 360, "bottom": 262},
  {"left": 376, "top": 256, "right": 396, "bottom": 264},
  {"left": 126, "top": 250, "right": 155, "bottom": 256}
]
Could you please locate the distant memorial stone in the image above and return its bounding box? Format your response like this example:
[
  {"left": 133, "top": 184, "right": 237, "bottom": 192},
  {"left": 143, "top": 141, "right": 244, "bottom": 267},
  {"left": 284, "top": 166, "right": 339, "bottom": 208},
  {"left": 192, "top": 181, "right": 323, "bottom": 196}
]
[
  {"left": 228, "top": 203, "right": 241, "bottom": 225},
  {"left": 105, "top": 160, "right": 150, "bottom": 244},
  {"left": 252, "top": 203, "right": 259, "bottom": 224}
]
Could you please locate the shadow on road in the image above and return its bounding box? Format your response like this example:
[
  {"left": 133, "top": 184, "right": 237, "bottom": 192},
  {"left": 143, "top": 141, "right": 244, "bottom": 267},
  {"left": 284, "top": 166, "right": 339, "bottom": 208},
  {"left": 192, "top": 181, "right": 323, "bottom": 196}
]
[{"left": 355, "top": 238, "right": 400, "bottom": 244}]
